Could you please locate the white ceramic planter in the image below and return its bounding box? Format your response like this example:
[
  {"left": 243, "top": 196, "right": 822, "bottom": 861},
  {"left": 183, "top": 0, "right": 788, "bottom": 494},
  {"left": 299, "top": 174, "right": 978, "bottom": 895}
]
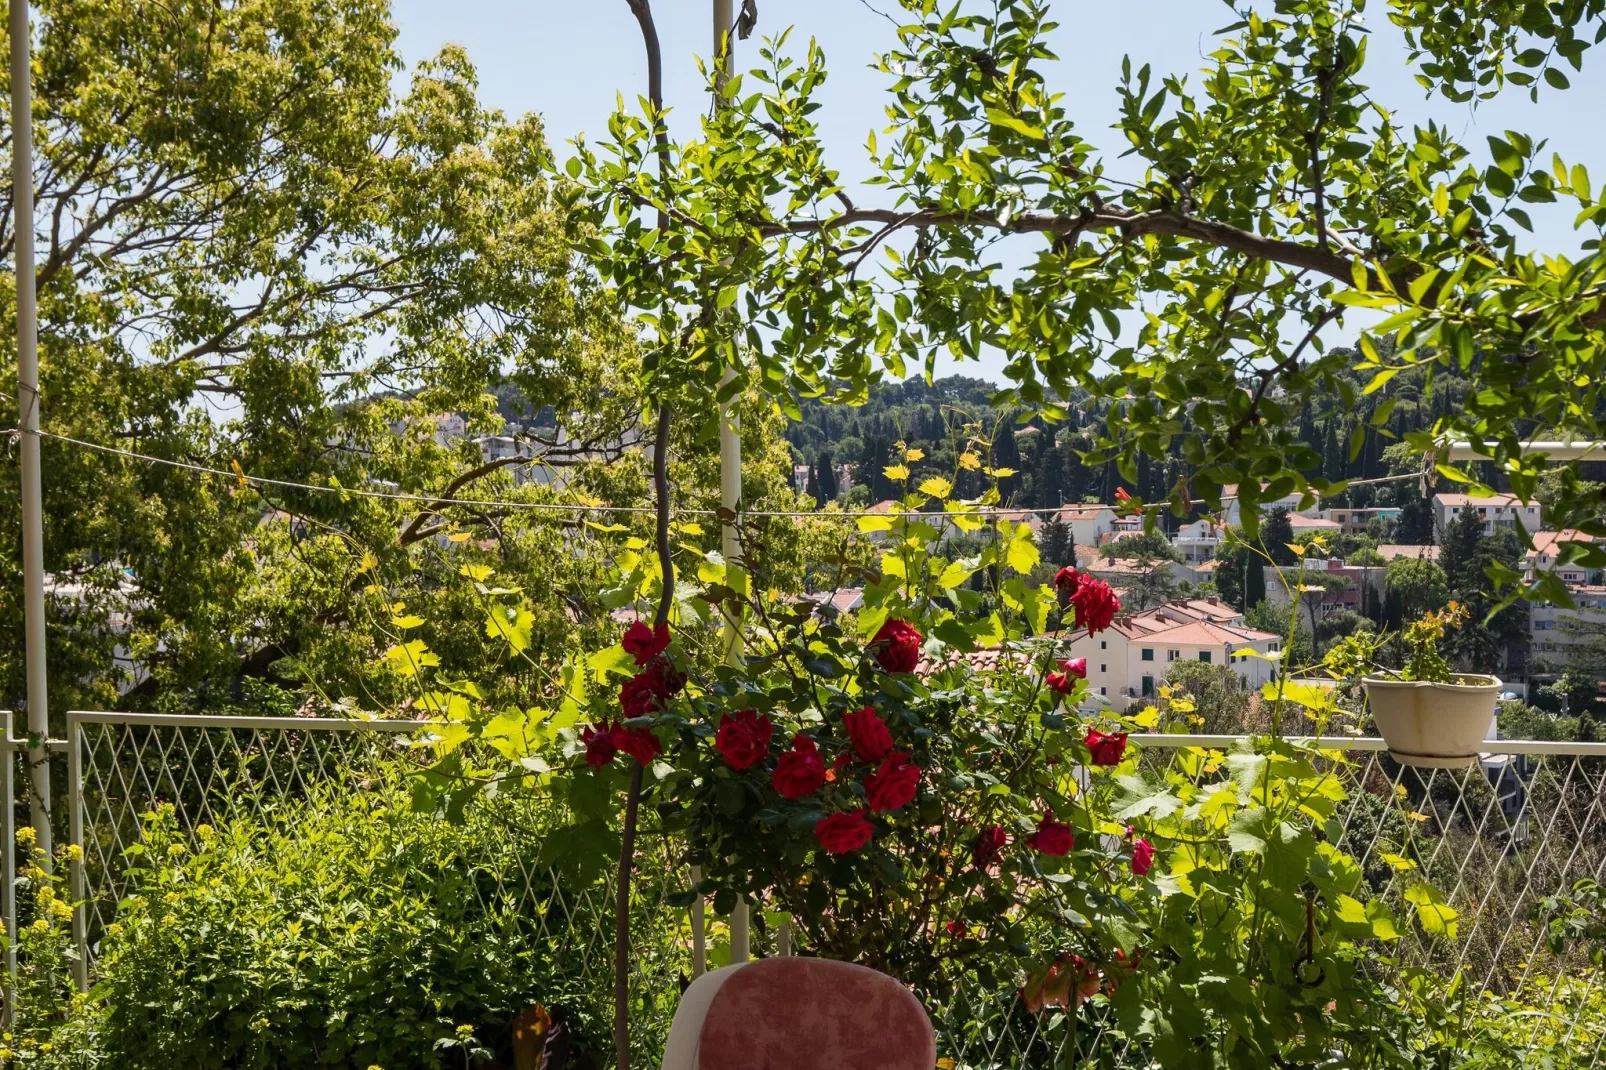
[{"left": 1362, "top": 674, "right": 1502, "bottom": 767}]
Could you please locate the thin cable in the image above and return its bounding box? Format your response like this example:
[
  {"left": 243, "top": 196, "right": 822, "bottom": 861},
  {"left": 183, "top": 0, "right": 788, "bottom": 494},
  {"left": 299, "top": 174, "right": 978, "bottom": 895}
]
[{"left": 15, "top": 426, "right": 1426, "bottom": 521}]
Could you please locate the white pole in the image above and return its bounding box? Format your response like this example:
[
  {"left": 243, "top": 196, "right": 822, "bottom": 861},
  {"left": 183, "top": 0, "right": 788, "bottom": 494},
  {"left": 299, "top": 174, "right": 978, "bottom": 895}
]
[
  {"left": 711, "top": 0, "right": 750, "bottom": 967},
  {"left": 1443, "top": 441, "right": 1606, "bottom": 463},
  {"left": 10, "top": 0, "right": 50, "bottom": 860}
]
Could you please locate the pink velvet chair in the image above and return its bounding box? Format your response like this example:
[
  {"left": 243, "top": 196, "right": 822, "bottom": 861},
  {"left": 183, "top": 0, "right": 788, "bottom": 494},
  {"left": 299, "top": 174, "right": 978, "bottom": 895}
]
[{"left": 660, "top": 958, "right": 937, "bottom": 1070}]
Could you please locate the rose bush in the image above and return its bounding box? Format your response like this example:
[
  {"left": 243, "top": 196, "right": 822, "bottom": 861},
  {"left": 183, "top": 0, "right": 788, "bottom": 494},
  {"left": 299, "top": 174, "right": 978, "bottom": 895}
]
[{"left": 401, "top": 467, "right": 1505, "bottom": 1066}]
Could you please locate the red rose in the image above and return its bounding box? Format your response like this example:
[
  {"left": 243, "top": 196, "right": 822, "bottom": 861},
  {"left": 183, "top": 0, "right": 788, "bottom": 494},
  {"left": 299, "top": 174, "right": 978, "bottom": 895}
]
[
  {"left": 1053, "top": 566, "right": 1082, "bottom": 597},
  {"left": 1025, "top": 813, "right": 1074, "bottom": 856},
  {"left": 944, "top": 920, "right": 969, "bottom": 937},
  {"left": 1063, "top": 657, "right": 1087, "bottom": 679},
  {"left": 1131, "top": 837, "right": 1156, "bottom": 876},
  {"left": 612, "top": 724, "right": 662, "bottom": 766},
  {"left": 870, "top": 619, "right": 923, "bottom": 674},
  {"left": 843, "top": 706, "right": 893, "bottom": 762},
  {"left": 973, "top": 825, "right": 1009, "bottom": 868},
  {"left": 714, "top": 709, "right": 774, "bottom": 770},
  {"left": 772, "top": 734, "right": 826, "bottom": 799},
  {"left": 618, "top": 659, "right": 684, "bottom": 718},
  {"left": 1085, "top": 728, "right": 1128, "bottom": 766},
  {"left": 622, "top": 620, "right": 671, "bottom": 665},
  {"left": 814, "top": 809, "right": 874, "bottom": 854},
  {"left": 1069, "top": 576, "right": 1121, "bottom": 636},
  {"left": 582, "top": 723, "right": 617, "bottom": 767},
  {"left": 864, "top": 752, "right": 920, "bottom": 812}
]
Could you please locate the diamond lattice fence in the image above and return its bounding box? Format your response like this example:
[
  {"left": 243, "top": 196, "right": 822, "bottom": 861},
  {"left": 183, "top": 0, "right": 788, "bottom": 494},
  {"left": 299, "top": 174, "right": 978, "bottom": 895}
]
[
  {"left": 56, "top": 715, "right": 1606, "bottom": 1067},
  {"left": 65, "top": 711, "right": 695, "bottom": 1053}
]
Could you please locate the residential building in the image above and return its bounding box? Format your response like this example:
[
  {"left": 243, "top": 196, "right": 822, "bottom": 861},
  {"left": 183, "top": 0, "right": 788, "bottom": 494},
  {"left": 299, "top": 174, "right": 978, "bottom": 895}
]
[
  {"left": 1062, "top": 599, "right": 1281, "bottom": 711},
  {"left": 1220, "top": 484, "right": 1320, "bottom": 528},
  {"left": 1529, "top": 586, "right": 1606, "bottom": 667},
  {"left": 1323, "top": 506, "right": 1401, "bottom": 535},
  {"left": 1432, "top": 494, "right": 1542, "bottom": 539},
  {"left": 1172, "top": 518, "right": 1222, "bottom": 564},
  {"left": 1523, "top": 530, "right": 1596, "bottom": 586},
  {"left": 1288, "top": 514, "right": 1342, "bottom": 536},
  {"left": 1263, "top": 558, "right": 1385, "bottom": 626},
  {"left": 1054, "top": 504, "right": 1116, "bottom": 546}
]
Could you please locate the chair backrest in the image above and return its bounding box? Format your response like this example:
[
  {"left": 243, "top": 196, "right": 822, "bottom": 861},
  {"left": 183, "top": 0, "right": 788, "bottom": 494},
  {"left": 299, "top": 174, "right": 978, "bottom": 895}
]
[{"left": 660, "top": 958, "right": 936, "bottom": 1070}]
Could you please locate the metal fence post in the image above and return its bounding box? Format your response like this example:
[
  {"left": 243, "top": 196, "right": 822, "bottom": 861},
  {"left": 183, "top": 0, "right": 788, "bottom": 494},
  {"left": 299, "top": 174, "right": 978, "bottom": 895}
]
[{"left": 67, "top": 712, "right": 86, "bottom": 993}]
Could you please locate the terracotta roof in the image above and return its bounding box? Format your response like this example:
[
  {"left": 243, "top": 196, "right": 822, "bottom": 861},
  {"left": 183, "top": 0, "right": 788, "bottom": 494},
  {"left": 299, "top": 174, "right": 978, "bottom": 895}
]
[
  {"left": 1288, "top": 514, "right": 1341, "bottom": 529},
  {"left": 1433, "top": 493, "right": 1532, "bottom": 507},
  {"left": 1136, "top": 620, "right": 1279, "bottom": 646},
  {"left": 1377, "top": 544, "right": 1440, "bottom": 561},
  {"left": 867, "top": 499, "right": 901, "bottom": 514},
  {"left": 1190, "top": 559, "right": 1220, "bottom": 572},
  {"left": 1529, "top": 530, "right": 1593, "bottom": 557},
  {"left": 798, "top": 588, "right": 865, "bottom": 614},
  {"left": 1178, "top": 598, "right": 1241, "bottom": 621},
  {"left": 1057, "top": 504, "right": 1114, "bottom": 520}
]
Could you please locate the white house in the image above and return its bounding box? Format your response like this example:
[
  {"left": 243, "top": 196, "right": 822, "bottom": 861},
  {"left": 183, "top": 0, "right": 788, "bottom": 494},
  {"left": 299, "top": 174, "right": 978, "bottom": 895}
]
[
  {"left": 1432, "top": 494, "right": 1542, "bottom": 539},
  {"left": 1524, "top": 530, "right": 1594, "bottom": 586},
  {"left": 1172, "top": 518, "right": 1222, "bottom": 564},
  {"left": 1063, "top": 600, "right": 1281, "bottom": 710},
  {"left": 1055, "top": 504, "right": 1116, "bottom": 546},
  {"left": 1221, "top": 484, "right": 1320, "bottom": 528}
]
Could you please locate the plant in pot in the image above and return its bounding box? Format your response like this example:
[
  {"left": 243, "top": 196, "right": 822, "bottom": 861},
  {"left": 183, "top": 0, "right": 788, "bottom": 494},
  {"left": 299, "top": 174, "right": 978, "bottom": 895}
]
[{"left": 1360, "top": 603, "right": 1502, "bottom": 767}]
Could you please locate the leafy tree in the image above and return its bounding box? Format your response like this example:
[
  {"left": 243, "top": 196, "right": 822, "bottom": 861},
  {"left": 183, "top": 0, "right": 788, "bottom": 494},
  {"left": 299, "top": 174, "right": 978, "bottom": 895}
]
[
  {"left": 1386, "top": 558, "right": 1450, "bottom": 623},
  {"left": 1440, "top": 506, "right": 1486, "bottom": 591},
  {"left": 1263, "top": 509, "right": 1298, "bottom": 567},
  {"left": 1039, "top": 516, "right": 1071, "bottom": 567},
  {"left": 1101, "top": 531, "right": 1180, "bottom": 563},
  {"left": 815, "top": 450, "right": 838, "bottom": 502}
]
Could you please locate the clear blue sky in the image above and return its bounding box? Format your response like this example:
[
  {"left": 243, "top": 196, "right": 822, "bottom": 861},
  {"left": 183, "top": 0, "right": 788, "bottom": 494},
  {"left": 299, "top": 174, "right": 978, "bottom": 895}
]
[{"left": 389, "top": 0, "right": 1606, "bottom": 382}]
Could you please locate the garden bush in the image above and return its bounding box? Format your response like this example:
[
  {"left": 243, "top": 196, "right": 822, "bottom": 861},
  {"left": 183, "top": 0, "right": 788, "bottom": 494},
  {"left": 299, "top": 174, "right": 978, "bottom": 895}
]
[{"left": 10, "top": 780, "right": 687, "bottom": 1069}]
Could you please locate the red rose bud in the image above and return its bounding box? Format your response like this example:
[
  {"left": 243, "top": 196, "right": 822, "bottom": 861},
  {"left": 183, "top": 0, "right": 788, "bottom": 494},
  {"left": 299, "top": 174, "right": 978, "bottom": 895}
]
[
  {"left": 814, "top": 809, "right": 874, "bottom": 854},
  {"left": 944, "top": 920, "right": 969, "bottom": 937},
  {"left": 1070, "top": 576, "right": 1121, "bottom": 636},
  {"left": 1063, "top": 657, "right": 1087, "bottom": 679},
  {"left": 1025, "top": 813, "right": 1075, "bottom": 856},
  {"left": 1084, "top": 728, "right": 1128, "bottom": 766},
  {"left": 863, "top": 752, "right": 920, "bottom": 812},
  {"left": 772, "top": 734, "right": 826, "bottom": 799},
  {"left": 582, "top": 723, "right": 617, "bottom": 767},
  {"left": 714, "top": 709, "right": 774, "bottom": 770},
  {"left": 1053, "top": 566, "right": 1082, "bottom": 597},
  {"left": 973, "top": 825, "right": 1009, "bottom": 868},
  {"left": 1131, "top": 837, "right": 1156, "bottom": 876},
  {"left": 843, "top": 705, "right": 894, "bottom": 763},
  {"left": 612, "top": 724, "right": 662, "bottom": 766},
  {"left": 621, "top": 620, "right": 671, "bottom": 665},
  {"left": 870, "top": 619, "right": 923, "bottom": 674},
  {"left": 1046, "top": 670, "right": 1073, "bottom": 695}
]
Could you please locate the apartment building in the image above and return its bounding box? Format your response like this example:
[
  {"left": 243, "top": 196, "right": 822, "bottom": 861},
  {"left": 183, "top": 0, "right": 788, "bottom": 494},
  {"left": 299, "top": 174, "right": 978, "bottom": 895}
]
[
  {"left": 1432, "top": 494, "right": 1542, "bottom": 538},
  {"left": 1064, "top": 598, "right": 1282, "bottom": 710}
]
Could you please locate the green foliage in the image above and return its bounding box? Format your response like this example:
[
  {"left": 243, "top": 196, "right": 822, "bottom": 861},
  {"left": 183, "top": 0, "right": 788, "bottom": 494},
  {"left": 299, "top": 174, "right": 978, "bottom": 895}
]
[
  {"left": 76, "top": 792, "right": 645, "bottom": 1069},
  {"left": 1397, "top": 603, "right": 1471, "bottom": 683}
]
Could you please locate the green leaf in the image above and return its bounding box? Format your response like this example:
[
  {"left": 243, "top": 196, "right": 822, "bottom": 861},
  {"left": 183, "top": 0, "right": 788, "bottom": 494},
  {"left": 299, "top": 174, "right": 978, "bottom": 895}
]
[
  {"left": 587, "top": 644, "right": 638, "bottom": 680},
  {"left": 984, "top": 108, "right": 1044, "bottom": 139},
  {"left": 1005, "top": 524, "right": 1039, "bottom": 574},
  {"left": 1405, "top": 883, "right": 1460, "bottom": 938}
]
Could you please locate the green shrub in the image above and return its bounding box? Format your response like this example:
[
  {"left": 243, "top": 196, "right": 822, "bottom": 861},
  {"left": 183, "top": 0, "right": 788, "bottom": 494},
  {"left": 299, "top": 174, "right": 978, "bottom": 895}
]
[{"left": 78, "top": 786, "right": 669, "bottom": 1069}]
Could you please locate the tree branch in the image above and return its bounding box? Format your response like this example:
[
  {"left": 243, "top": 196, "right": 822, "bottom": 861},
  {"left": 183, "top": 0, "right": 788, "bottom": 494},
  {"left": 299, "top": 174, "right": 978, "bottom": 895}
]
[{"left": 397, "top": 455, "right": 527, "bottom": 546}]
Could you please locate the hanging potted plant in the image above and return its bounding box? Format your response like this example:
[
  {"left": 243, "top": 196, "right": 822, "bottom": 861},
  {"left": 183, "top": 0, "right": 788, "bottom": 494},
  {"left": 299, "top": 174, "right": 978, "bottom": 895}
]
[{"left": 1362, "top": 603, "right": 1501, "bottom": 767}]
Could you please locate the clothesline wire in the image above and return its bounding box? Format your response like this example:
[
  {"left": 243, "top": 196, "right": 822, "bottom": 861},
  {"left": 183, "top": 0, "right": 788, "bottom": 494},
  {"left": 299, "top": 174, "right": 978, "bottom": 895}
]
[{"left": 12, "top": 426, "right": 1428, "bottom": 523}]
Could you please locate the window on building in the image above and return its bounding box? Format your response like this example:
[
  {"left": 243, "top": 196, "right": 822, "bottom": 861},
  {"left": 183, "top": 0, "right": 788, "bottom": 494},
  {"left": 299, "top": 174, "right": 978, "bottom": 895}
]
[
  {"left": 1099, "top": 686, "right": 1107, "bottom": 696},
  {"left": 1199, "top": 651, "right": 1212, "bottom": 663},
  {"left": 1100, "top": 640, "right": 1107, "bottom": 649},
  {"left": 1141, "top": 648, "right": 1154, "bottom": 661},
  {"left": 1100, "top": 664, "right": 1106, "bottom": 674},
  {"left": 1167, "top": 650, "right": 1179, "bottom": 662}
]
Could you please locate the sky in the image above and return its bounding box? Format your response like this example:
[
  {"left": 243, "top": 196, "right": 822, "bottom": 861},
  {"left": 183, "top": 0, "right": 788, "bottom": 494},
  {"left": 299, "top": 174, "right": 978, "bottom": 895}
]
[{"left": 388, "top": 0, "right": 1606, "bottom": 383}]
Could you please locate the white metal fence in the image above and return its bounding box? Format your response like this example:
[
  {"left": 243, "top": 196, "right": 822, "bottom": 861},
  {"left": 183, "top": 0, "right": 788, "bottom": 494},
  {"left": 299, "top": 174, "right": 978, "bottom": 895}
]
[{"left": 2, "top": 711, "right": 1601, "bottom": 1065}]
